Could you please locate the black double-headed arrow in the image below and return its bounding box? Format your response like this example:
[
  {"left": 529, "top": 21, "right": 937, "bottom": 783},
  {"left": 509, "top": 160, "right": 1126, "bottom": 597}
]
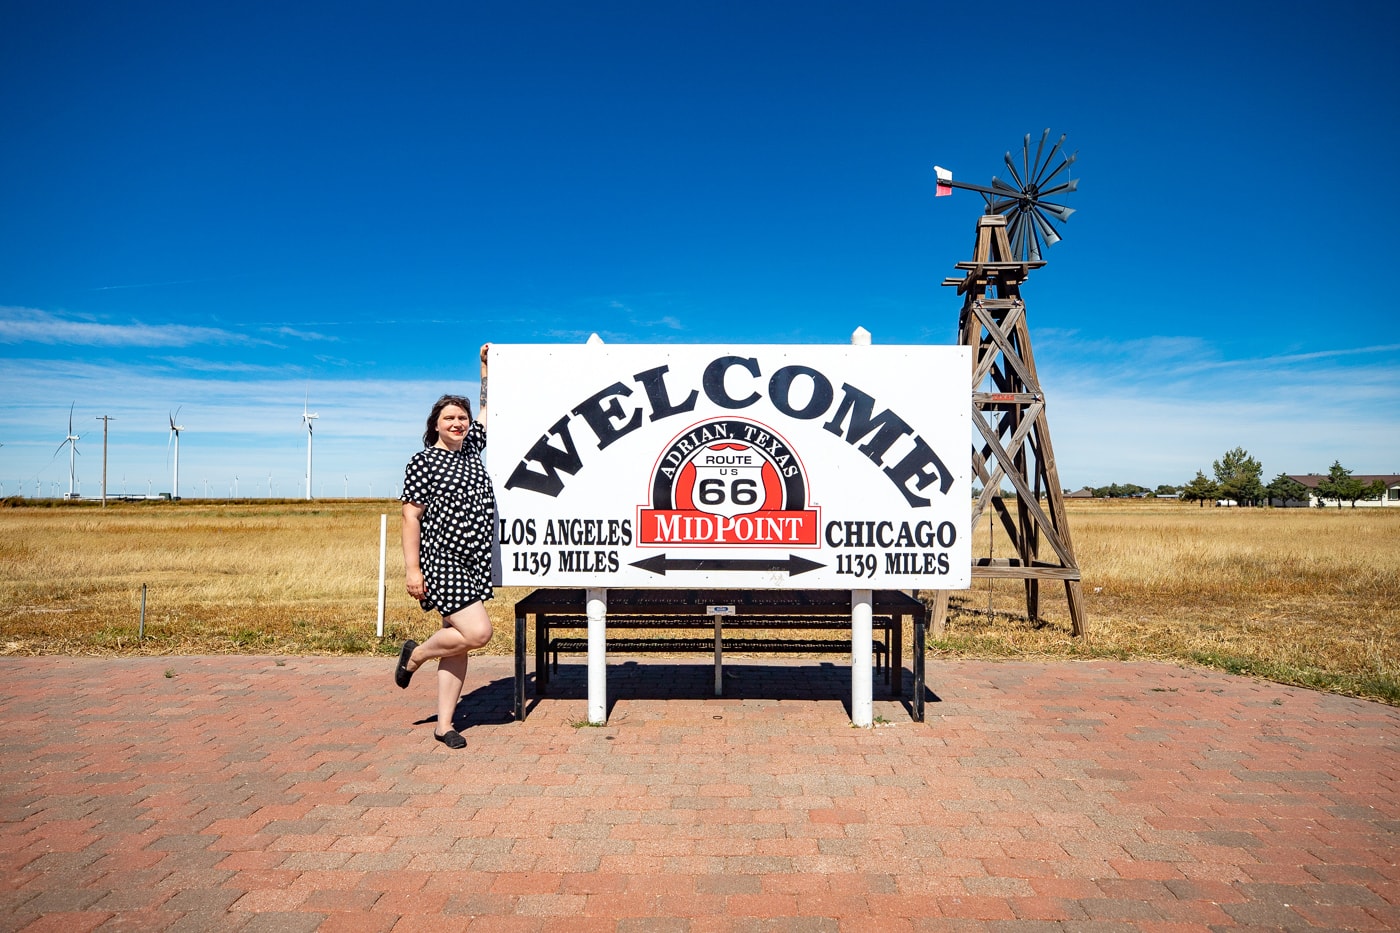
[{"left": 629, "top": 554, "right": 826, "bottom": 577}]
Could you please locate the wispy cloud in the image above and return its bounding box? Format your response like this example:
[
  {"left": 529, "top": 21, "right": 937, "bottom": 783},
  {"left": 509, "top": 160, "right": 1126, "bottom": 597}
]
[
  {"left": 270, "top": 326, "right": 338, "bottom": 342},
  {"left": 1034, "top": 335, "right": 1400, "bottom": 485},
  {"left": 0, "top": 358, "right": 470, "bottom": 494},
  {"left": 3, "top": 332, "right": 1395, "bottom": 494},
  {"left": 157, "top": 357, "right": 300, "bottom": 375},
  {"left": 605, "top": 297, "right": 686, "bottom": 335},
  {"left": 0, "top": 307, "right": 250, "bottom": 348}
]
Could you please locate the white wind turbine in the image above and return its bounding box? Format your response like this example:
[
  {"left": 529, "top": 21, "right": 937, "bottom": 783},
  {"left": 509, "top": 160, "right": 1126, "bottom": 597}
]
[
  {"left": 168, "top": 408, "right": 185, "bottom": 500},
  {"left": 55, "top": 403, "right": 81, "bottom": 498},
  {"left": 302, "top": 395, "right": 319, "bottom": 501}
]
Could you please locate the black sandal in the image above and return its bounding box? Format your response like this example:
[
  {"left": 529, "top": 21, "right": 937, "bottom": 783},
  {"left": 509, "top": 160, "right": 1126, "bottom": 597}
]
[
  {"left": 434, "top": 729, "right": 466, "bottom": 749},
  {"left": 395, "top": 640, "right": 418, "bottom": 689}
]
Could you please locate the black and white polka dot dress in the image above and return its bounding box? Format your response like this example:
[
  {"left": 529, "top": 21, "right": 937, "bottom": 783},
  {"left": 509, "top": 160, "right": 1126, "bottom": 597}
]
[{"left": 401, "top": 420, "right": 494, "bottom": 616}]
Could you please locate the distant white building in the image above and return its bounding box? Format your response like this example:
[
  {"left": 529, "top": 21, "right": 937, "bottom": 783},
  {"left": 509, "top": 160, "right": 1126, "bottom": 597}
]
[{"left": 1278, "top": 474, "right": 1400, "bottom": 508}]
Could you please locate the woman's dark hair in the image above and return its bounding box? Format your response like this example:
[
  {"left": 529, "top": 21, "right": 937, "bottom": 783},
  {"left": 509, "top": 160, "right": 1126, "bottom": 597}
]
[{"left": 423, "top": 394, "right": 473, "bottom": 447}]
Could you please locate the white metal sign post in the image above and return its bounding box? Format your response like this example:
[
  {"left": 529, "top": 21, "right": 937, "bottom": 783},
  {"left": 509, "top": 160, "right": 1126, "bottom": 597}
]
[{"left": 489, "top": 341, "right": 971, "bottom": 724}]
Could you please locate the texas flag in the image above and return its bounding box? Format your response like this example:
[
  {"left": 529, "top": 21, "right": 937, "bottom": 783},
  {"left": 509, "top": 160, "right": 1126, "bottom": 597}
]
[{"left": 934, "top": 165, "right": 952, "bottom": 197}]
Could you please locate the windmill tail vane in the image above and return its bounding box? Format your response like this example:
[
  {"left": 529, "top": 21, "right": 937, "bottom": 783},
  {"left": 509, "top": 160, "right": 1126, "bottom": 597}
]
[{"left": 934, "top": 165, "right": 954, "bottom": 197}]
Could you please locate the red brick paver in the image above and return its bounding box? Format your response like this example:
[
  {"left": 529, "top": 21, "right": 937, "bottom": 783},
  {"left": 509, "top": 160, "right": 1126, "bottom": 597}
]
[{"left": 1, "top": 656, "right": 1397, "bottom": 930}]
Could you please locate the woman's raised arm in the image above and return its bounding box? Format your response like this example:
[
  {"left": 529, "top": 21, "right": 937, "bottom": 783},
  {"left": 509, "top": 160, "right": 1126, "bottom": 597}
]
[{"left": 478, "top": 343, "right": 489, "bottom": 429}]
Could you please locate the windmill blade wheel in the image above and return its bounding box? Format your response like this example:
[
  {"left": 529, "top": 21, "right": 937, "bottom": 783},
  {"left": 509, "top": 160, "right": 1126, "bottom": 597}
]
[{"left": 992, "top": 130, "right": 1077, "bottom": 262}]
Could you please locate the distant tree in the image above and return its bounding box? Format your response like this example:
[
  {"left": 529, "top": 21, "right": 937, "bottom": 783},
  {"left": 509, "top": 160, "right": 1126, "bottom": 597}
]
[
  {"left": 1264, "top": 473, "right": 1311, "bottom": 507},
  {"left": 1154, "top": 484, "right": 1179, "bottom": 496},
  {"left": 1316, "top": 461, "right": 1358, "bottom": 508},
  {"left": 1180, "top": 470, "right": 1219, "bottom": 507},
  {"left": 1316, "top": 461, "right": 1382, "bottom": 508},
  {"left": 1092, "top": 482, "right": 1149, "bottom": 499},
  {"left": 1213, "top": 447, "right": 1265, "bottom": 506}
]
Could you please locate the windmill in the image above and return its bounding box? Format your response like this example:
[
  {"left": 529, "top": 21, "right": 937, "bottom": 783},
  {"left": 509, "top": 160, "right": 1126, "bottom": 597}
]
[
  {"left": 55, "top": 403, "right": 81, "bottom": 499},
  {"left": 932, "top": 129, "right": 1086, "bottom": 638},
  {"left": 934, "top": 128, "right": 1077, "bottom": 263},
  {"left": 302, "top": 396, "right": 319, "bottom": 501},
  {"left": 168, "top": 409, "right": 185, "bottom": 500}
]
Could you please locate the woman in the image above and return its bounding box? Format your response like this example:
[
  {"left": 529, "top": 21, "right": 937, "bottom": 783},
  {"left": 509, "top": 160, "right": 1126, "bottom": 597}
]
[{"left": 394, "top": 344, "right": 493, "bottom": 749}]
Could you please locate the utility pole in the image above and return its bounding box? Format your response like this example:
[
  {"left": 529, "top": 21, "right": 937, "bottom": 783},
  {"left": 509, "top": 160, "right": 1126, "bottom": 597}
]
[{"left": 96, "top": 416, "right": 115, "bottom": 507}]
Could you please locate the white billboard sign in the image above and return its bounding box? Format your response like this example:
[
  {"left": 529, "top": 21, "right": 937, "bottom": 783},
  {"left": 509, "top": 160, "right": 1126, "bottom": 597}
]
[{"left": 488, "top": 344, "right": 970, "bottom": 589}]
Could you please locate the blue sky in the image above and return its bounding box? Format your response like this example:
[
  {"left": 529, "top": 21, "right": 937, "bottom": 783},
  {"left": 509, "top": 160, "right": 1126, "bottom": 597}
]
[{"left": 2, "top": 0, "right": 1398, "bottom": 498}]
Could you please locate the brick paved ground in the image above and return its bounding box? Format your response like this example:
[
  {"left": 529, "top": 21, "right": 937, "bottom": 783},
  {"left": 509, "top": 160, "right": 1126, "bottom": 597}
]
[{"left": 1, "top": 655, "right": 1396, "bottom": 931}]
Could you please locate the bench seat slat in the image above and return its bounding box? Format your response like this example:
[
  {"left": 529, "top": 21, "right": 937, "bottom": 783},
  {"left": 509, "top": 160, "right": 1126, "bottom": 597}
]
[{"left": 546, "top": 636, "right": 890, "bottom": 682}]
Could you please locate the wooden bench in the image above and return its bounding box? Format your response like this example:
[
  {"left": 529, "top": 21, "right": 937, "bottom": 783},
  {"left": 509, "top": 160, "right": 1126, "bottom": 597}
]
[
  {"left": 538, "top": 614, "right": 895, "bottom": 691},
  {"left": 512, "top": 589, "right": 930, "bottom": 720}
]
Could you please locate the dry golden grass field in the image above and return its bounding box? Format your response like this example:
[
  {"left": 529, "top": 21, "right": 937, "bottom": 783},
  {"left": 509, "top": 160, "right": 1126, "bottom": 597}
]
[{"left": 2, "top": 497, "right": 1396, "bottom": 704}]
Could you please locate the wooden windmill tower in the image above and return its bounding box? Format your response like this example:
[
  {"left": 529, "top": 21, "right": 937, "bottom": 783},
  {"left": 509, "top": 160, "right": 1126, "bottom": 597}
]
[{"left": 931, "top": 131, "right": 1086, "bottom": 637}]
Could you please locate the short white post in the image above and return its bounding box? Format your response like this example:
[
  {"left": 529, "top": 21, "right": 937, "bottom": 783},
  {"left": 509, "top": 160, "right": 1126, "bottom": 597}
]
[
  {"left": 852, "top": 588, "right": 874, "bottom": 726},
  {"left": 376, "top": 514, "right": 387, "bottom": 637},
  {"left": 586, "top": 588, "right": 607, "bottom": 724}
]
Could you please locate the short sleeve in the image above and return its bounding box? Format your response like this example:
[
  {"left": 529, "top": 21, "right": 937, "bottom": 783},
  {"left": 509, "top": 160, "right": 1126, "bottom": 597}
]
[
  {"left": 401, "top": 451, "right": 434, "bottom": 504},
  {"left": 465, "top": 419, "right": 487, "bottom": 455}
]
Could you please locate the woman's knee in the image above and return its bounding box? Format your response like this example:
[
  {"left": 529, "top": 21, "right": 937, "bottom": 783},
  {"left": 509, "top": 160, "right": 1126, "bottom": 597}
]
[
  {"left": 461, "top": 620, "right": 492, "bottom": 650},
  {"left": 446, "top": 605, "right": 492, "bottom": 649}
]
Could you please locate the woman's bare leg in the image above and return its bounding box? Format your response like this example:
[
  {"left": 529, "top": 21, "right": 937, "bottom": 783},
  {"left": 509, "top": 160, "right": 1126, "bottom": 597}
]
[
  {"left": 436, "top": 653, "right": 467, "bottom": 734},
  {"left": 407, "top": 601, "right": 493, "bottom": 735}
]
